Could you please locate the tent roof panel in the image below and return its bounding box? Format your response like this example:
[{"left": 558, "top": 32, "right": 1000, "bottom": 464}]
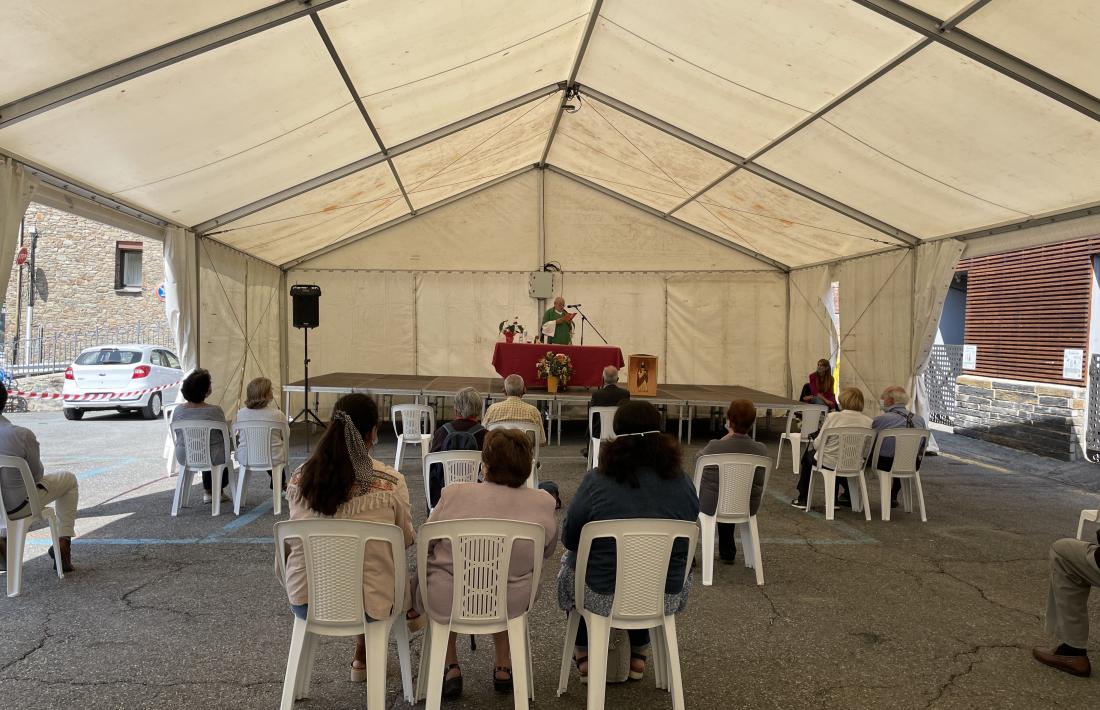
[
  {"left": 901, "top": 0, "right": 973, "bottom": 20},
  {"left": 0, "top": 18, "right": 379, "bottom": 225},
  {"left": 324, "top": 0, "right": 587, "bottom": 146},
  {"left": 0, "top": 0, "right": 273, "bottom": 104}
]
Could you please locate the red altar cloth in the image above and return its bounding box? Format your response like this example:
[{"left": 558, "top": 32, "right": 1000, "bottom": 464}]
[{"left": 491, "top": 342, "right": 626, "bottom": 389}]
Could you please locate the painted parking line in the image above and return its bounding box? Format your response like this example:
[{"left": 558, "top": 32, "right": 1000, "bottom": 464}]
[{"left": 937, "top": 451, "right": 1013, "bottom": 474}]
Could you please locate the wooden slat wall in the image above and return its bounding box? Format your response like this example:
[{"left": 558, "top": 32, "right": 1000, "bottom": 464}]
[{"left": 960, "top": 238, "right": 1099, "bottom": 386}]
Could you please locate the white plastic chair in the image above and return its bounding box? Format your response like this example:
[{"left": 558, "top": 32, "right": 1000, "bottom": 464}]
[
  {"left": 557, "top": 518, "right": 698, "bottom": 710},
  {"left": 587, "top": 406, "right": 618, "bottom": 471},
  {"left": 275, "top": 519, "right": 413, "bottom": 710},
  {"left": 169, "top": 419, "right": 233, "bottom": 517},
  {"left": 805, "top": 427, "right": 875, "bottom": 522},
  {"left": 1077, "top": 510, "right": 1099, "bottom": 540},
  {"left": 487, "top": 420, "right": 541, "bottom": 488},
  {"left": 392, "top": 404, "right": 435, "bottom": 471},
  {"left": 693, "top": 453, "right": 772, "bottom": 586},
  {"left": 871, "top": 429, "right": 930, "bottom": 522},
  {"left": 232, "top": 420, "right": 291, "bottom": 516},
  {"left": 414, "top": 518, "right": 546, "bottom": 710},
  {"left": 0, "top": 456, "right": 65, "bottom": 597},
  {"left": 776, "top": 405, "right": 828, "bottom": 474},
  {"left": 422, "top": 450, "right": 482, "bottom": 514},
  {"left": 162, "top": 402, "right": 179, "bottom": 476}
]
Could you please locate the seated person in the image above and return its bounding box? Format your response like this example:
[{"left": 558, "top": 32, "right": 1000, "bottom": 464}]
[
  {"left": 170, "top": 368, "right": 229, "bottom": 504},
  {"left": 0, "top": 382, "right": 79, "bottom": 572},
  {"left": 696, "top": 399, "right": 767, "bottom": 564},
  {"left": 558, "top": 400, "right": 700, "bottom": 682},
  {"left": 871, "top": 385, "right": 927, "bottom": 509},
  {"left": 792, "top": 386, "right": 872, "bottom": 508},
  {"left": 483, "top": 374, "right": 546, "bottom": 445},
  {"left": 414, "top": 429, "right": 557, "bottom": 699},
  {"left": 1032, "top": 532, "right": 1100, "bottom": 678},
  {"left": 800, "top": 358, "right": 838, "bottom": 411},
  {"left": 427, "top": 387, "right": 486, "bottom": 508},
  {"left": 233, "top": 376, "right": 288, "bottom": 490},
  {"left": 280, "top": 394, "right": 417, "bottom": 682},
  {"left": 589, "top": 365, "right": 630, "bottom": 440}
]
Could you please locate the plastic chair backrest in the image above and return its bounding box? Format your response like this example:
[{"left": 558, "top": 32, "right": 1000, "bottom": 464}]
[
  {"left": 0, "top": 455, "right": 44, "bottom": 524},
  {"left": 574, "top": 518, "right": 698, "bottom": 623},
  {"left": 171, "top": 419, "right": 231, "bottom": 469},
  {"left": 588, "top": 406, "right": 619, "bottom": 440},
  {"left": 817, "top": 427, "right": 876, "bottom": 474},
  {"left": 871, "top": 428, "right": 930, "bottom": 475},
  {"left": 693, "top": 453, "right": 772, "bottom": 518},
  {"left": 486, "top": 420, "right": 541, "bottom": 458},
  {"left": 233, "top": 420, "right": 289, "bottom": 469},
  {"left": 416, "top": 518, "right": 545, "bottom": 629},
  {"left": 275, "top": 519, "right": 405, "bottom": 632},
  {"left": 786, "top": 405, "right": 827, "bottom": 436},
  {"left": 392, "top": 404, "right": 435, "bottom": 438},
  {"left": 422, "top": 451, "right": 482, "bottom": 511}
]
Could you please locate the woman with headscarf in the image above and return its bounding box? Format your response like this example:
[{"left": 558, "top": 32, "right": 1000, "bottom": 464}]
[{"left": 278, "top": 393, "right": 418, "bottom": 682}]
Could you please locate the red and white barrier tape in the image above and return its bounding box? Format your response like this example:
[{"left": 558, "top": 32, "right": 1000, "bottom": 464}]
[{"left": 11, "top": 380, "right": 182, "bottom": 401}]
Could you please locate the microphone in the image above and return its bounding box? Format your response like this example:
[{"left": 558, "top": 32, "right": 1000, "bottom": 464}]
[{"left": 567, "top": 303, "right": 582, "bottom": 308}]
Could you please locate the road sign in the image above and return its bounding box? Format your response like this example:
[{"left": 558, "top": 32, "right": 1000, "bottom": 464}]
[
  {"left": 156, "top": 283, "right": 167, "bottom": 302},
  {"left": 15, "top": 246, "right": 27, "bottom": 265}
]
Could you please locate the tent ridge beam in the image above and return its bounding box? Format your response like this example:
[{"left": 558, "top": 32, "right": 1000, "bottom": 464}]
[
  {"left": 577, "top": 84, "right": 919, "bottom": 246},
  {"left": 545, "top": 164, "right": 790, "bottom": 272},
  {"left": 284, "top": 164, "right": 538, "bottom": 269},
  {"left": 310, "top": 13, "right": 415, "bottom": 214},
  {"left": 193, "top": 82, "right": 564, "bottom": 233},
  {"left": 0, "top": 0, "right": 352, "bottom": 129},
  {"left": 663, "top": 37, "right": 931, "bottom": 217},
  {"left": 539, "top": 0, "right": 605, "bottom": 167},
  {"left": 852, "top": 0, "right": 1100, "bottom": 124},
  {"left": 939, "top": 0, "right": 995, "bottom": 31}
]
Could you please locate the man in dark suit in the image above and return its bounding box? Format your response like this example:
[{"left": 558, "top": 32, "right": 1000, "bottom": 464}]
[{"left": 589, "top": 366, "right": 630, "bottom": 440}]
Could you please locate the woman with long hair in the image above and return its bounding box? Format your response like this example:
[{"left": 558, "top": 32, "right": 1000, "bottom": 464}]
[
  {"left": 801, "top": 358, "right": 838, "bottom": 411},
  {"left": 558, "top": 400, "right": 699, "bottom": 682},
  {"left": 279, "top": 393, "right": 417, "bottom": 681}
]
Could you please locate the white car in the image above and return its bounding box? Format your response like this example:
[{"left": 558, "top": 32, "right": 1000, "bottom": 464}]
[{"left": 63, "top": 344, "right": 183, "bottom": 420}]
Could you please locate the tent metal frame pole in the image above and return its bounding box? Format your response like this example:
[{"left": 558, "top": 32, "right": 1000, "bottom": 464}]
[
  {"left": 545, "top": 165, "right": 790, "bottom": 272},
  {"left": 539, "top": 0, "right": 604, "bottom": 167},
  {"left": 193, "top": 82, "right": 564, "bottom": 234},
  {"left": 939, "top": 0, "right": 996, "bottom": 31},
  {"left": 0, "top": 0, "right": 353, "bottom": 129},
  {"left": 576, "top": 84, "right": 919, "bottom": 247},
  {"left": 310, "top": 14, "right": 415, "bottom": 215},
  {"left": 852, "top": 0, "right": 1100, "bottom": 124},
  {"left": 663, "top": 38, "right": 932, "bottom": 219},
  {"left": 953, "top": 204, "right": 1100, "bottom": 242},
  {"left": 284, "top": 164, "right": 539, "bottom": 269}
]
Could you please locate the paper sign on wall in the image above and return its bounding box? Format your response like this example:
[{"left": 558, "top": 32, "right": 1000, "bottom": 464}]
[
  {"left": 1063, "top": 349, "right": 1084, "bottom": 380},
  {"left": 962, "top": 344, "right": 977, "bottom": 370}
]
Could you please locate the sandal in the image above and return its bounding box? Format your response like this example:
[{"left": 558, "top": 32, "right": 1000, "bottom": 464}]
[
  {"left": 441, "top": 663, "right": 463, "bottom": 700},
  {"left": 629, "top": 651, "right": 647, "bottom": 681},
  {"left": 406, "top": 610, "right": 426, "bottom": 634},
  {"left": 493, "top": 666, "right": 513, "bottom": 693},
  {"left": 573, "top": 652, "right": 589, "bottom": 685},
  {"left": 350, "top": 659, "right": 367, "bottom": 683}
]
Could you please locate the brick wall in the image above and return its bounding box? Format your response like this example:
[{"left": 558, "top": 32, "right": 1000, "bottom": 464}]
[{"left": 3, "top": 203, "right": 168, "bottom": 343}]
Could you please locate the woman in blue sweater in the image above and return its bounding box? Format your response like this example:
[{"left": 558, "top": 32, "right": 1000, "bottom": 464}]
[{"left": 557, "top": 400, "right": 699, "bottom": 682}]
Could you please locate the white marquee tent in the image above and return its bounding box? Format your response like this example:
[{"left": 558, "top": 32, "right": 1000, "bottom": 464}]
[{"left": 2, "top": 0, "right": 1099, "bottom": 418}]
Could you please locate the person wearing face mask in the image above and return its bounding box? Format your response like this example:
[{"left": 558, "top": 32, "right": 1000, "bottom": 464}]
[{"left": 801, "top": 358, "right": 838, "bottom": 411}]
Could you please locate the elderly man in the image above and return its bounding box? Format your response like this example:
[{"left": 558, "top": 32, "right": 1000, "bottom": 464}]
[
  {"left": 590, "top": 365, "right": 630, "bottom": 439},
  {"left": 483, "top": 374, "right": 547, "bottom": 445},
  {"left": 541, "top": 296, "right": 574, "bottom": 345},
  {"left": 868, "top": 385, "right": 927, "bottom": 508},
  {"left": 1032, "top": 534, "right": 1100, "bottom": 677},
  {"left": 0, "top": 382, "right": 79, "bottom": 572}
]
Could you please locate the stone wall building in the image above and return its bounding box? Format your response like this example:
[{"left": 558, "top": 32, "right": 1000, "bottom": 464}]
[{"left": 3, "top": 203, "right": 170, "bottom": 365}]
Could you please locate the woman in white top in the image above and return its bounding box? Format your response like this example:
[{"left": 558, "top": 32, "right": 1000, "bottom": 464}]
[
  {"left": 792, "top": 386, "right": 872, "bottom": 507},
  {"left": 234, "top": 377, "right": 288, "bottom": 489}
]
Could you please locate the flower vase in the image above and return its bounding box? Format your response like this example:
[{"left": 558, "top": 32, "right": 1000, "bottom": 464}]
[
  {"left": 504, "top": 332, "right": 514, "bottom": 343},
  {"left": 547, "top": 375, "right": 559, "bottom": 393}
]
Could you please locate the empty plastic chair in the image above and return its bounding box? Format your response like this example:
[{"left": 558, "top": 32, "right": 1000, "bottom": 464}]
[
  {"left": 392, "top": 404, "right": 435, "bottom": 471},
  {"left": 776, "top": 405, "right": 827, "bottom": 474},
  {"left": 422, "top": 450, "right": 482, "bottom": 514},
  {"left": 805, "top": 427, "right": 875, "bottom": 521},
  {"left": 1077, "top": 509, "right": 1099, "bottom": 540},
  {"left": 169, "top": 420, "right": 233, "bottom": 517},
  {"left": 275, "top": 519, "right": 414, "bottom": 710},
  {"left": 692, "top": 453, "right": 772, "bottom": 586},
  {"left": 557, "top": 518, "right": 698, "bottom": 710},
  {"left": 0, "top": 455, "right": 65, "bottom": 597},
  {"left": 871, "top": 428, "right": 931, "bottom": 522},
  {"left": 587, "top": 406, "right": 618, "bottom": 471},
  {"left": 414, "top": 518, "right": 546, "bottom": 710},
  {"left": 487, "top": 420, "right": 541, "bottom": 488},
  {"left": 232, "top": 419, "right": 291, "bottom": 515}
]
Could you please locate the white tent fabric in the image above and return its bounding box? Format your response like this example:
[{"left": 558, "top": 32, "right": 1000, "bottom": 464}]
[
  {"left": 909, "top": 238, "right": 966, "bottom": 424},
  {"left": 0, "top": 157, "right": 34, "bottom": 308},
  {"left": 787, "top": 265, "right": 836, "bottom": 397},
  {"left": 162, "top": 226, "right": 198, "bottom": 373}
]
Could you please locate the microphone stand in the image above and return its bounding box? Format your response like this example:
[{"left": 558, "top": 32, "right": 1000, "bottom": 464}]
[{"left": 572, "top": 306, "right": 608, "bottom": 345}]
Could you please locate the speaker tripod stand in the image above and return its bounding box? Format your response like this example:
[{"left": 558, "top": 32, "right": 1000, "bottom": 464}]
[{"left": 290, "top": 320, "right": 325, "bottom": 453}]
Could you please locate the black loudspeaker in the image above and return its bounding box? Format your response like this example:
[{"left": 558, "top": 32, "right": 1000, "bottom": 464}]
[{"left": 290, "top": 284, "right": 321, "bottom": 329}]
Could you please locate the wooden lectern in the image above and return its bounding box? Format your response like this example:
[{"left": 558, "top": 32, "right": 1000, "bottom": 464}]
[{"left": 628, "top": 354, "right": 659, "bottom": 397}]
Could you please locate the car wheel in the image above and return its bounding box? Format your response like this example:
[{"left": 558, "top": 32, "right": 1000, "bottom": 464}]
[
  {"left": 142, "top": 392, "right": 162, "bottom": 420},
  {"left": 63, "top": 408, "right": 84, "bottom": 421}
]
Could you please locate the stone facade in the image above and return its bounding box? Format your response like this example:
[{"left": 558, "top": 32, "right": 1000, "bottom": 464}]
[
  {"left": 3, "top": 203, "right": 169, "bottom": 355},
  {"left": 954, "top": 374, "right": 1087, "bottom": 461}
]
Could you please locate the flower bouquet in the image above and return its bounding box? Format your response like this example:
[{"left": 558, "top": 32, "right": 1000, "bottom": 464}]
[
  {"left": 536, "top": 351, "right": 574, "bottom": 392},
  {"left": 498, "top": 317, "right": 526, "bottom": 343}
]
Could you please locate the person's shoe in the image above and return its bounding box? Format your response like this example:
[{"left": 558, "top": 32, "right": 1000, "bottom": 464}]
[
  {"left": 890, "top": 499, "right": 899, "bottom": 509},
  {"left": 720, "top": 556, "right": 737, "bottom": 566},
  {"left": 350, "top": 659, "right": 367, "bottom": 683},
  {"left": 580, "top": 447, "right": 588, "bottom": 458},
  {"left": 573, "top": 653, "right": 589, "bottom": 685},
  {"left": 47, "top": 537, "right": 74, "bottom": 573},
  {"left": 790, "top": 498, "right": 807, "bottom": 509},
  {"left": 406, "top": 611, "right": 427, "bottom": 635},
  {"left": 202, "top": 491, "right": 230, "bottom": 504},
  {"left": 1032, "top": 647, "right": 1091, "bottom": 677},
  {"left": 493, "top": 666, "right": 513, "bottom": 693},
  {"left": 836, "top": 494, "right": 852, "bottom": 507},
  {"left": 441, "top": 664, "right": 463, "bottom": 700}
]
